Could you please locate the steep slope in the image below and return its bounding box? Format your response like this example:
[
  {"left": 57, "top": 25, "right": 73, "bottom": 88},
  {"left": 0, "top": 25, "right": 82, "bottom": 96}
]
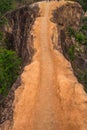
[{"left": 0, "top": 1, "right": 87, "bottom": 130}]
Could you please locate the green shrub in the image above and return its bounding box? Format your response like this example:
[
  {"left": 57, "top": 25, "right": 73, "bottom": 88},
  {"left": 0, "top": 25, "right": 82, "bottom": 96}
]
[
  {"left": 0, "top": 48, "right": 21, "bottom": 96},
  {"left": 81, "top": 25, "right": 87, "bottom": 32},
  {"left": 0, "top": 0, "right": 13, "bottom": 14},
  {"left": 82, "top": 17, "right": 87, "bottom": 25},
  {"left": 67, "top": 16, "right": 87, "bottom": 92},
  {"left": 75, "top": 32, "right": 85, "bottom": 43},
  {"left": 68, "top": 27, "right": 75, "bottom": 37},
  {"left": 68, "top": 0, "right": 87, "bottom": 12},
  {"left": 68, "top": 22, "right": 87, "bottom": 46},
  {"left": 0, "top": 17, "right": 8, "bottom": 27},
  {"left": 80, "top": 17, "right": 87, "bottom": 35},
  {"left": 0, "top": 32, "right": 3, "bottom": 41},
  {"left": 78, "top": 70, "right": 87, "bottom": 92},
  {"left": 68, "top": 45, "right": 75, "bottom": 61}
]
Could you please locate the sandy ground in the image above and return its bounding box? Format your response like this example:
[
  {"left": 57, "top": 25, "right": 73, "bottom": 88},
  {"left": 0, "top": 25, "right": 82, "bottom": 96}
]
[{"left": 1, "top": 1, "right": 87, "bottom": 130}]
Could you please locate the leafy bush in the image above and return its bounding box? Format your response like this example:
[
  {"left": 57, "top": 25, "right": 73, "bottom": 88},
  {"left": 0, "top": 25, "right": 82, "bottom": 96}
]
[
  {"left": 0, "top": 49, "right": 21, "bottom": 96},
  {"left": 68, "top": 27, "right": 75, "bottom": 37},
  {"left": 0, "top": 0, "right": 14, "bottom": 47},
  {"left": 68, "top": 17, "right": 87, "bottom": 45},
  {"left": 68, "top": 45, "right": 75, "bottom": 61},
  {"left": 0, "top": 0, "right": 13, "bottom": 14},
  {"left": 67, "top": 16, "right": 87, "bottom": 92},
  {"left": 80, "top": 17, "right": 87, "bottom": 36},
  {"left": 69, "top": 0, "right": 87, "bottom": 11},
  {"left": 78, "top": 69, "right": 87, "bottom": 92},
  {"left": 0, "top": 32, "right": 3, "bottom": 41},
  {"left": 75, "top": 32, "right": 85, "bottom": 43},
  {"left": 81, "top": 25, "right": 87, "bottom": 31},
  {"left": 77, "top": 0, "right": 87, "bottom": 11},
  {"left": 0, "top": 0, "right": 23, "bottom": 98},
  {"left": 0, "top": 17, "right": 8, "bottom": 27}
]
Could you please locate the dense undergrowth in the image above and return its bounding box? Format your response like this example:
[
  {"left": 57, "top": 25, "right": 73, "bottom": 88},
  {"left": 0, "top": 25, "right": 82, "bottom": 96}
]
[
  {"left": 0, "top": 49, "right": 21, "bottom": 97},
  {"left": 69, "top": 0, "right": 87, "bottom": 11},
  {"left": 0, "top": 0, "right": 41, "bottom": 99},
  {"left": 67, "top": 16, "right": 87, "bottom": 92},
  {"left": 0, "top": 0, "right": 22, "bottom": 99}
]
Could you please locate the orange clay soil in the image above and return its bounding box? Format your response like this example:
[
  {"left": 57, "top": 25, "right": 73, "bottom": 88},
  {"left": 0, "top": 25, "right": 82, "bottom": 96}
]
[{"left": 3, "top": 1, "right": 87, "bottom": 130}]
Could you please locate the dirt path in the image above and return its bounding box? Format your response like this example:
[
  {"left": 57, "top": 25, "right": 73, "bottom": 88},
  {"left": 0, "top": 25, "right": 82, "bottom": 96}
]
[
  {"left": 30, "top": 3, "right": 60, "bottom": 130},
  {"left": 1, "top": 1, "right": 87, "bottom": 130},
  {"left": 30, "top": 2, "right": 87, "bottom": 130}
]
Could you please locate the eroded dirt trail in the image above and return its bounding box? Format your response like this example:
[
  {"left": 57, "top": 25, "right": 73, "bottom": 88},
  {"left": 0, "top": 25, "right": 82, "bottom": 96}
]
[
  {"left": 30, "top": 3, "right": 59, "bottom": 130},
  {"left": 2, "top": 1, "right": 87, "bottom": 130}
]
